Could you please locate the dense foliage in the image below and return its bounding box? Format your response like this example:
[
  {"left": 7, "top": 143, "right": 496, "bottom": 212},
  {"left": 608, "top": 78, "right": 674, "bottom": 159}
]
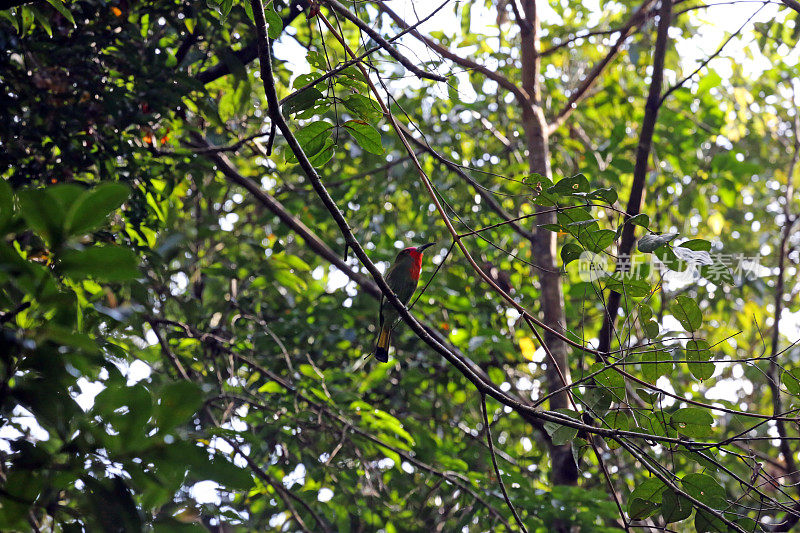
[{"left": 2, "top": 0, "right": 800, "bottom": 531}]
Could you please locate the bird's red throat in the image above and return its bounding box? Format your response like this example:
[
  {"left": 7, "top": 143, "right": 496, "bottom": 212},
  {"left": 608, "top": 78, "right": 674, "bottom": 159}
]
[{"left": 408, "top": 250, "right": 423, "bottom": 281}]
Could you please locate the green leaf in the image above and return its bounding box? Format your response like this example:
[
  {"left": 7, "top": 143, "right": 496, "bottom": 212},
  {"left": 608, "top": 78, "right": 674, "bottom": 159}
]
[
  {"left": 242, "top": 0, "right": 254, "bottom": 23},
  {"left": 65, "top": 183, "right": 130, "bottom": 236},
  {"left": 642, "top": 320, "right": 659, "bottom": 338},
  {"left": 654, "top": 244, "right": 682, "bottom": 271},
  {"left": 579, "top": 386, "right": 612, "bottom": 417},
  {"left": 782, "top": 368, "right": 800, "bottom": 395},
  {"left": 681, "top": 473, "right": 726, "bottom": 509},
  {"left": 641, "top": 349, "right": 672, "bottom": 382},
  {"left": 17, "top": 188, "right": 64, "bottom": 244},
  {"left": 30, "top": 6, "right": 52, "bottom": 36},
  {"left": 670, "top": 295, "right": 702, "bottom": 332},
  {"left": 695, "top": 509, "right": 728, "bottom": 532},
  {"left": 627, "top": 213, "right": 650, "bottom": 229},
  {"left": 603, "top": 275, "right": 653, "bottom": 298},
  {"left": 340, "top": 65, "right": 369, "bottom": 84},
  {"left": 638, "top": 233, "right": 678, "bottom": 253},
  {"left": 670, "top": 407, "right": 713, "bottom": 438},
  {"left": 637, "top": 411, "right": 674, "bottom": 438},
  {"left": 686, "top": 339, "right": 714, "bottom": 380},
  {"left": 661, "top": 489, "right": 692, "bottom": 523},
  {"left": 220, "top": 0, "right": 234, "bottom": 19},
  {"left": 258, "top": 381, "right": 283, "bottom": 394},
  {"left": 635, "top": 388, "right": 660, "bottom": 404},
  {"left": 603, "top": 411, "right": 629, "bottom": 449},
  {"left": 45, "top": 0, "right": 75, "bottom": 27},
  {"left": 698, "top": 259, "right": 734, "bottom": 285},
  {"left": 58, "top": 246, "right": 139, "bottom": 281},
  {"left": 678, "top": 239, "right": 711, "bottom": 252},
  {"left": 286, "top": 121, "right": 333, "bottom": 163},
  {"left": 38, "top": 325, "right": 100, "bottom": 353},
  {"left": 265, "top": 2, "right": 283, "bottom": 39},
  {"left": 94, "top": 384, "right": 153, "bottom": 446},
  {"left": 83, "top": 477, "right": 143, "bottom": 532},
  {"left": 201, "top": 455, "right": 254, "bottom": 490},
  {"left": 157, "top": 381, "right": 204, "bottom": 432},
  {"left": 543, "top": 409, "right": 580, "bottom": 445},
  {"left": 548, "top": 174, "right": 590, "bottom": 196},
  {"left": 48, "top": 184, "right": 85, "bottom": 209},
  {"left": 344, "top": 120, "right": 384, "bottom": 155},
  {"left": 557, "top": 208, "right": 598, "bottom": 239},
  {"left": 588, "top": 187, "right": 618, "bottom": 204},
  {"left": 628, "top": 478, "right": 666, "bottom": 519},
  {"left": 585, "top": 229, "right": 616, "bottom": 253},
  {"left": 590, "top": 362, "right": 625, "bottom": 397},
  {"left": 283, "top": 88, "right": 324, "bottom": 116},
  {"left": 343, "top": 93, "right": 383, "bottom": 122},
  {"left": 561, "top": 243, "right": 584, "bottom": 265}
]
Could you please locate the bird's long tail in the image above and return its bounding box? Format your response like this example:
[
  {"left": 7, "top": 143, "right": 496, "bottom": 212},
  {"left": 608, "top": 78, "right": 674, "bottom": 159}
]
[{"left": 375, "top": 322, "right": 392, "bottom": 363}]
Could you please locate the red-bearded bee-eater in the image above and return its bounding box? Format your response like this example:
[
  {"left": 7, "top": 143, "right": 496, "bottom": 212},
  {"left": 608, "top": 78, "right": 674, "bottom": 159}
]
[{"left": 375, "top": 242, "right": 436, "bottom": 362}]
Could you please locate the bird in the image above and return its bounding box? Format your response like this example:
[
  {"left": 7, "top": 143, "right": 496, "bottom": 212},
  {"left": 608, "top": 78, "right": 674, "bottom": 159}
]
[{"left": 374, "top": 242, "right": 436, "bottom": 363}]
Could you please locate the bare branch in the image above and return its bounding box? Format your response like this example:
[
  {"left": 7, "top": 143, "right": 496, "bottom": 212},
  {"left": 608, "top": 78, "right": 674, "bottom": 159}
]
[
  {"left": 195, "top": 0, "right": 310, "bottom": 85},
  {"left": 393, "top": 120, "right": 536, "bottom": 241},
  {"left": 659, "top": 3, "right": 767, "bottom": 106},
  {"left": 374, "top": 0, "right": 533, "bottom": 108},
  {"left": 780, "top": 0, "right": 800, "bottom": 13},
  {"left": 323, "top": 0, "right": 447, "bottom": 82},
  {"left": 598, "top": 0, "right": 673, "bottom": 355},
  {"left": 547, "top": 0, "right": 659, "bottom": 134},
  {"left": 765, "top": 83, "right": 800, "bottom": 531},
  {"left": 480, "top": 394, "right": 529, "bottom": 533}
]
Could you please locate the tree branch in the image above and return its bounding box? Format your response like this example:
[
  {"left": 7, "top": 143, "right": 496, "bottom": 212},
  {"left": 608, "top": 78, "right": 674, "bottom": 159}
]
[
  {"left": 374, "top": 0, "right": 533, "bottom": 108},
  {"left": 547, "top": 0, "right": 659, "bottom": 134},
  {"left": 195, "top": 0, "right": 310, "bottom": 86},
  {"left": 658, "top": 3, "right": 766, "bottom": 106},
  {"left": 765, "top": 84, "right": 800, "bottom": 532},
  {"left": 322, "top": 0, "right": 446, "bottom": 82},
  {"left": 598, "top": 0, "right": 673, "bottom": 356},
  {"left": 201, "top": 145, "right": 547, "bottom": 434},
  {"left": 780, "top": 0, "right": 800, "bottom": 13},
  {"left": 393, "top": 120, "right": 536, "bottom": 241},
  {"left": 480, "top": 393, "right": 528, "bottom": 533}
]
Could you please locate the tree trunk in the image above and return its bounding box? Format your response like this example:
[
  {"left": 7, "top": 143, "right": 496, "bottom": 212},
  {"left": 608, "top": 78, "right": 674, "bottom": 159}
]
[
  {"left": 519, "top": 0, "right": 578, "bottom": 488},
  {"left": 598, "top": 0, "right": 672, "bottom": 356}
]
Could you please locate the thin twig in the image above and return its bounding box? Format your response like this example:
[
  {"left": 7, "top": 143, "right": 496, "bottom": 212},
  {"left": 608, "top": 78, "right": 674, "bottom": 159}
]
[
  {"left": 322, "top": 0, "right": 447, "bottom": 82},
  {"left": 658, "top": 3, "right": 767, "bottom": 106},
  {"left": 547, "top": 0, "right": 659, "bottom": 134},
  {"left": 480, "top": 393, "right": 528, "bottom": 533}
]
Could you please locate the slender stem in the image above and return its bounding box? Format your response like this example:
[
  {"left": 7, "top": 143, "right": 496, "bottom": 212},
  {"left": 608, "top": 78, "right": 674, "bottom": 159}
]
[
  {"left": 480, "top": 393, "right": 529, "bottom": 533},
  {"left": 548, "top": 0, "right": 659, "bottom": 134},
  {"left": 658, "top": 3, "right": 767, "bottom": 106},
  {"left": 323, "top": 0, "right": 447, "bottom": 82}
]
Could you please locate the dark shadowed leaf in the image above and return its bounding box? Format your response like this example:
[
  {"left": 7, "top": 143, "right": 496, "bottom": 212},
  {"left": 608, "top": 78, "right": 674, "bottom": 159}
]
[
  {"left": 59, "top": 246, "right": 139, "bottom": 281},
  {"left": 65, "top": 183, "right": 130, "bottom": 236}
]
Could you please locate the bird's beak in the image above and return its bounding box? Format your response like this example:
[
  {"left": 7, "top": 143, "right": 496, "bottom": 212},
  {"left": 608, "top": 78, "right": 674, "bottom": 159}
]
[{"left": 417, "top": 242, "right": 436, "bottom": 253}]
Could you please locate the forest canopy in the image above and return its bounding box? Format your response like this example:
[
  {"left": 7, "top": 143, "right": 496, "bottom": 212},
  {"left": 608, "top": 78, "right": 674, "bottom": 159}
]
[{"left": 2, "top": 0, "right": 800, "bottom": 531}]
